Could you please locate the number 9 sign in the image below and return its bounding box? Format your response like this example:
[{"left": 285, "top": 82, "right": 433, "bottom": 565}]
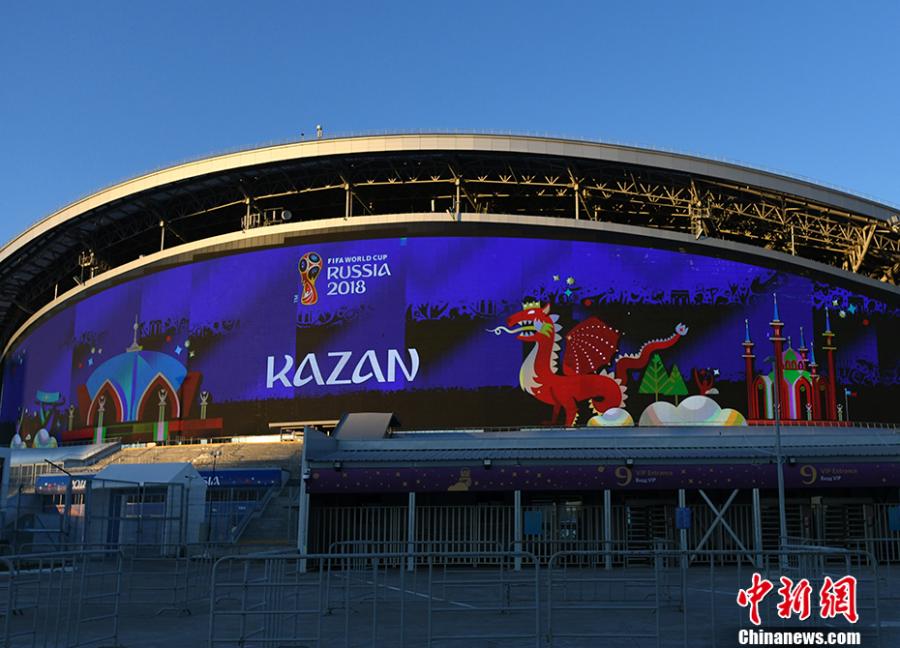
[
  {"left": 615, "top": 466, "right": 633, "bottom": 487},
  {"left": 800, "top": 464, "right": 817, "bottom": 485}
]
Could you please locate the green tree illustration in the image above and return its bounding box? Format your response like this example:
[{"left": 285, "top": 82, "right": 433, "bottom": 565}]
[
  {"left": 662, "top": 364, "right": 689, "bottom": 405},
  {"left": 638, "top": 353, "right": 668, "bottom": 401}
]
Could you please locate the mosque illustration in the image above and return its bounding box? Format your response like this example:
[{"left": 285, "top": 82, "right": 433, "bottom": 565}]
[
  {"left": 741, "top": 296, "right": 841, "bottom": 422},
  {"left": 66, "top": 317, "right": 222, "bottom": 443}
]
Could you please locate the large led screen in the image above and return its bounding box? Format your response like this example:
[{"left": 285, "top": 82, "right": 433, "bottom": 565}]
[{"left": 2, "top": 235, "right": 898, "bottom": 447}]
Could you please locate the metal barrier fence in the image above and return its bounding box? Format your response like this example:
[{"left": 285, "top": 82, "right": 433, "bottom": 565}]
[
  {"left": 10, "top": 542, "right": 233, "bottom": 620},
  {"left": 209, "top": 546, "right": 884, "bottom": 648},
  {"left": 546, "top": 547, "right": 881, "bottom": 648},
  {"left": 328, "top": 540, "right": 505, "bottom": 568},
  {"left": 120, "top": 544, "right": 213, "bottom": 616},
  {"left": 0, "top": 550, "right": 122, "bottom": 648},
  {"left": 209, "top": 550, "right": 541, "bottom": 648},
  {"left": 311, "top": 500, "right": 900, "bottom": 567},
  {"left": 0, "top": 544, "right": 888, "bottom": 647},
  {"left": 547, "top": 550, "right": 662, "bottom": 646}
]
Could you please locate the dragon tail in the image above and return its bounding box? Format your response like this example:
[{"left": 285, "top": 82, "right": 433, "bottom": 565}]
[
  {"left": 613, "top": 323, "right": 688, "bottom": 384},
  {"left": 589, "top": 370, "right": 627, "bottom": 415}
]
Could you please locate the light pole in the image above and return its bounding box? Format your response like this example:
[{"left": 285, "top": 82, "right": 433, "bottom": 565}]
[
  {"left": 209, "top": 450, "right": 222, "bottom": 542},
  {"left": 45, "top": 459, "right": 73, "bottom": 542},
  {"left": 211, "top": 449, "right": 222, "bottom": 476}
]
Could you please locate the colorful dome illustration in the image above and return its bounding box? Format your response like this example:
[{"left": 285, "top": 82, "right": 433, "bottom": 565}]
[{"left": 85, "top": 317, "right": 187, "bottom": 421}]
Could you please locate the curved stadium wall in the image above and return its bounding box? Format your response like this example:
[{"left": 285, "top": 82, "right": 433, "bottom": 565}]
[{"left": 0, "top": 135, "right": 897, "bottom": 447}]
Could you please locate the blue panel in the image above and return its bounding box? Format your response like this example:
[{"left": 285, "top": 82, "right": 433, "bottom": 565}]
[
  {"left": 675, "top": 506, "right": 692, "bottom": 530},
  {"left": 199, "top": 469, "right": 283, "bottom": 487},
  {"left": 35, "top": 468, "right": 283, "bottom": 492},
  {"left": 889, "top": 506, "right": 900, "bottom": 532},
  {"left": 524, "top": 511, "right": 543, "bottom": 536}
]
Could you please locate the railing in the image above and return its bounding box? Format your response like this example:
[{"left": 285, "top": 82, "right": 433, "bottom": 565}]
[
  {"left": 311, "top": 501, "right": 900, "bottom": 569},
  {"left": 209, "top": 550, "right": 541, "bottom": 648},
  {"left": 0, "top": 543, "right": 889, "bottom": 647},
  {"left": 747, "top": 420, "right": 899, "bottom": 429},
  {"left": 227, "top": 484, "right": 282, "bottom": 544},
  {"left": 328, "top": 539, "right": 506, "bottom": 570},
  {"left": 545, "top": 547, "right": 881, "bottom": 648},
  {"left": 0, "top": 549, "right": 122, "bottom": 648},
  {"left": 207, "top": 546, "right": 884, "bottom": 648},
  {"left": 397, "top": 421, "right": 900, "bottom": 434}
]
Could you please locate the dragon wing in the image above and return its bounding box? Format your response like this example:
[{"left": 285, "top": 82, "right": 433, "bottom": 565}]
[{"left": 562, "top": 317, "right": 621, "bottom": 376}]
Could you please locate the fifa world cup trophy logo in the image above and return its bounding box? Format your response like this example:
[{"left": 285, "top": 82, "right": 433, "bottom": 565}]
[{"left": 298, "top": 252, "right": 323, "bottom": 305}]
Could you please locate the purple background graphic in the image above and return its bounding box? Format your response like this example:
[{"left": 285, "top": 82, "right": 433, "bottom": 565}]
[{"left": 2, "top": 234, "right": 897, "bottom": 440}]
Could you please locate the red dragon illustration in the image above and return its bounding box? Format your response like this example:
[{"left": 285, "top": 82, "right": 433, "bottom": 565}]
[{"left": 489, "top": 301, "right": 688, "bottom": 426}]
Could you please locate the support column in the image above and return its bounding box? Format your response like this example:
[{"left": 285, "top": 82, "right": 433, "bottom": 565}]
[
  {"left": 678, "top": 489, "right": 687, "bottom": 569},
  {"left": 407, "top": 491, "right": 416, "bottom": 572},
  {"left": 297, "top": 436, "right": 310, "bottom": 572},
  {"left": 752, "top": 488, "right": 763, "bottom": 568},
  {"left": 603, "top": 489, "right": 612, "bottom": 570},
  {"left": 514, "top": 490, "right": 523, "bottom": 571},
  {"left": 81, "top": 484, "right": 90, "bottom": 545},
  {"left": 344, "top": 184, "right": 352, "bottom": 219},
  {"left": 63, "top": 479, "right": 73, "bottom": 540}
]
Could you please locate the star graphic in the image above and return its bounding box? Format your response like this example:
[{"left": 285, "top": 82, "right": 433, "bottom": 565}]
[
  {"left": 566, "top": 276, "right": 575, "bottom": 285},
  {"left": 87, "top": 358, "right": 93, "bottom": 366},
  {"left": 847, "top": 304, "right": 857, "bottom": 314},
  {"left": 175, "top": 345, "right": 182, "bottom": 354},
  {"left": 564, "top": 288, "right": 572, "bottom": 297},
  {"left": 713, "top": 368, "right": 720, "bottom": 376},
  {"left": 552, "top": 275, "right": 560, "bottom": 281},
  {"left": 838, "top": 310, "right": 846, "bottom": 318},
  {"left": 189, "top": 351, "right": 195, "bottom": 358},
  {"left": 832, "top": 299, "right": 839, "bottom": 306}
]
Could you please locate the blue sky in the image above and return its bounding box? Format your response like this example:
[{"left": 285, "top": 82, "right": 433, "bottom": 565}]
[{"left": 1, "top": 1, "right": 898, "bottom": 245}]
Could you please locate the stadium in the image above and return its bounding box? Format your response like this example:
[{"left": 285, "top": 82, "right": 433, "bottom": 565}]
[{"left": 0, "top": 133, "right": 898, "bottom": 646}]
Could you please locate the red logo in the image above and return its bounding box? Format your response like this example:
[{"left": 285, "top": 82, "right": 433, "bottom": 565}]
[
  {"left": 776, "top": 577, "right": 812, "bottom": 621},
  {"left": 298, "top": 252, "right": 322, "bottom": 306},
  {"left": 819, "top": 576, "right": 858, "bottom": 623},
  {"left": 737, "top": 573, "right": 858, "bottom": 625},
  {"left": 737, "top": 573, "right": 774, "bottom": 626}
]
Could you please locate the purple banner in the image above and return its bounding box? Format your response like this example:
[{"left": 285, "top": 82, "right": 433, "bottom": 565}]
[
  {"left": 3, "top": 234, "right": 897, "bottom": 447},
  {"left": 306, "top": 462, "right": 900, "bottom": 493}
]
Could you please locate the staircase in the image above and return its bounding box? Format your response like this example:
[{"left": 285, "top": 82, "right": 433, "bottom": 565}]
[
  {"left": 8, "top": 511, "right": 67, "bottom": 551},
  {"left": 236, "top": 487, "right": 297, "bottom": 546},
  {"left": 72, "top": 440, "right": 302, "bottom": 476}
]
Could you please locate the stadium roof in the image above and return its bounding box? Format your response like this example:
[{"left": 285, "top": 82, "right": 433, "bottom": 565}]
[
  {"left": 2, "top": 133, "right": 898, "bottom": 354},
  {"left": 10, "top": 442, "right": 119, "bottom": 467},
  {"left": 306, "top": 425, "right": 900, "bottom": 466},
  {"left": 94, "top": 462, "right": 201, "bottom": 486}
]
